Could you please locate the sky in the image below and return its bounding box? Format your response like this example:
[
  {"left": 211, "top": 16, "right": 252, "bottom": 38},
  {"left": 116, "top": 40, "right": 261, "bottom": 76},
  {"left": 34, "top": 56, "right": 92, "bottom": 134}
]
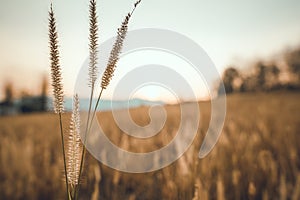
[{"left": 0, "top": 0, "right": 300, "bottom": 101}]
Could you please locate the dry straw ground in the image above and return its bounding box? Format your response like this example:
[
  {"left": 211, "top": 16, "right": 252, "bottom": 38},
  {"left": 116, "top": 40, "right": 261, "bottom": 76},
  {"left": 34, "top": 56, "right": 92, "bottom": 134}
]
[{"left": 0, "top": 91, "right": 299, "bottom": 200}]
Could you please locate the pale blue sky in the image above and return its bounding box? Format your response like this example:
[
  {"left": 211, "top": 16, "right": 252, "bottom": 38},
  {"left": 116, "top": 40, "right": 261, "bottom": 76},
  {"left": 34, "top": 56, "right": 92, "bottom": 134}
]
[{"left": 0, "top": 0, "right": 300, "bottom": 100}]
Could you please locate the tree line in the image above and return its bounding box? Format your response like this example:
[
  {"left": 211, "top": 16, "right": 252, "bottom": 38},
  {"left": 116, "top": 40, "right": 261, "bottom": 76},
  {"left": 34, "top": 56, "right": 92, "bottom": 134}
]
[
  {"left": 218, "top": 45, "right": 300, "bottom": 94},
  {"left": 0, "top": 76, "right": 48, "bottom": 114}
]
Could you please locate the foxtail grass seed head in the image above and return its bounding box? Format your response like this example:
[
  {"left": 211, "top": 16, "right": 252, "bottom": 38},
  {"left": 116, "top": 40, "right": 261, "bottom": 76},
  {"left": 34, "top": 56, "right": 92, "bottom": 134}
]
[
  {"left": 89, "top": 0, "right": 99, "bottom": 87},
  {"left": 101, "top": 0, "right": 142, "bottom": 89},
  {"left": 67, "top": 94, "right": 82, "bottom": 186},
  {"left": 48, "top": 4, "right": 64, "bottom": 114}
]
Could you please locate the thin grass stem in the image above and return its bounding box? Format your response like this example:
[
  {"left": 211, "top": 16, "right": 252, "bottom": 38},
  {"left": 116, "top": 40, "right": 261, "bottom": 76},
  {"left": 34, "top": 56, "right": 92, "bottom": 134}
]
[{"left": 59, "top": 113, "right": 70, "bottom": 199}]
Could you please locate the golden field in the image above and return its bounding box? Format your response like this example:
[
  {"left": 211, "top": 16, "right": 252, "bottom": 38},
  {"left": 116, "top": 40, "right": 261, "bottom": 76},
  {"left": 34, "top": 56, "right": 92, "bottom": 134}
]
[{"left": 0, "top": 91, "right": 299, "bottom": 200}]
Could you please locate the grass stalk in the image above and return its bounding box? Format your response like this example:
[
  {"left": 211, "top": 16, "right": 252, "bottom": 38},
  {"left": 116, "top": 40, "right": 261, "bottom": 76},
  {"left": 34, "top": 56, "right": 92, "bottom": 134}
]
[
  {"left": 67, "top": 94, "right": 82, "bottom": 200},
  {"left": 74, "top": 1, "right": 99, "bottom": 199},
  {"left": 48, "top": 4, "right": 70, "bottom": 199},
  {"left": 76, "top": 4, "right": 142, "bottom": 196},
  {"left": 59, "top": 1, "right": 142, "bottom": 199},
  {"left": 75, "top": 88, "right": 103, "bottom": 199}
]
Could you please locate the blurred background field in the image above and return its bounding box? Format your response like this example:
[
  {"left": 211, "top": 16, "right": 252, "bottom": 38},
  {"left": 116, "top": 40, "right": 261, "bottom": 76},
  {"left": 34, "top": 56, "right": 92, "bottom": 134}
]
[{"left": 0, "top": 91, "right": 299, "bottom": 200}]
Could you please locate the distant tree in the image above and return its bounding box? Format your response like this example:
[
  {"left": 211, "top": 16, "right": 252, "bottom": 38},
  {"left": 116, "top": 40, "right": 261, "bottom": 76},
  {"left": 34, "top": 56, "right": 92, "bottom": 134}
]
[
  {"left": 266, "top": 64, "right": 281, "bottom": 90},
  {"left": 269, "top": 64, "right": 280, "bottom": 78},
  {"left": 221, "top": 67, "right": 240, "bottom": 94},
  {"left": 41, "top": 76, "right": 48, "bottom": 111},
  {"left": 240, "top": 75, "right": 256, "bottom": 92},
  {"left": 285, "top": 47, "right": 300, "bottom": 86},
  {"left": 3, "top": 82, "right": 13, "bottom": 105},
  {"left": 254, "top": 62, "right": 268, "bottom": 90}
]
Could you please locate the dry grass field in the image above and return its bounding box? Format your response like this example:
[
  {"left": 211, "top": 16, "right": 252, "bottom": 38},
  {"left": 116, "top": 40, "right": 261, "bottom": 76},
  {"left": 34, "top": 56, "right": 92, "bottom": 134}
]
[{"left": 0, "top": 91, "right": 299, "bottom": 200}]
